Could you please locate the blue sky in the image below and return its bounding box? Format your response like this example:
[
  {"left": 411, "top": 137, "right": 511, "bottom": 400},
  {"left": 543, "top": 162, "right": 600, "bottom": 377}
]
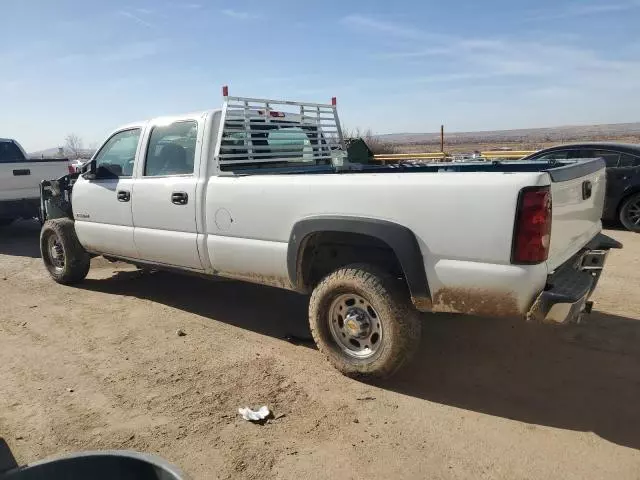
[{"left": 2, "top": 0, "right": 640, "bottom": 151}]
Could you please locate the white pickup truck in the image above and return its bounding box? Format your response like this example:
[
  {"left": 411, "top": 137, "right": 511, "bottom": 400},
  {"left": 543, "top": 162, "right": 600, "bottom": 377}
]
[
  {"left": 39, "top": 88, "right": 621, "bottom": 378},
  {"left": 0, "top": 138, "right": 71, "bottom": 226}
]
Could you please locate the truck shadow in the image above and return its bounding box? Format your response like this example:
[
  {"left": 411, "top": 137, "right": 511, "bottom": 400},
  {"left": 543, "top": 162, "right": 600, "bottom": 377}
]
[
  {"left": 0, "top": 220, "right": 41, "bottom": 258},
  {"left": 381, "top": 311, "right": 640, "bottom": 451},
  {"left": 80, "top": 268, "right": 640, "bottom": 451},
  {"left": 81, "top": 269, "right": 314, "bottom": 346}
]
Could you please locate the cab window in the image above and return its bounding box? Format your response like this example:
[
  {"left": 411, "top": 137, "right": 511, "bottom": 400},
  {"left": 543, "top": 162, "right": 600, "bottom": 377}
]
[
  {"left": 267, "top": 127, "right": 314, "bottom": 161},
  {"left": 93, "top": 129, "right": 141, "bottom": 178},
  {"left": 619, "top": 153, "right": 640, "bottom": 167},
  {"left": 531, "top": 150, "right": 576, "bottom": 161},
  {"left": 0, "top": 141, "right": 25, "bottom": 163},
  {"left": 144, "top": 121, "right": 197, "bottom": 177},
  {"left": 586, "top": 150, "right": 620, "bottom": 168}
]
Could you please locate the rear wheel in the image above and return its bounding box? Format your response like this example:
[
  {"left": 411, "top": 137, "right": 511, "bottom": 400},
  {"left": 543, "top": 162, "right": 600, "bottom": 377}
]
[
  {"left": 40, "top": 219, "right": 90, "bottom": 284},
  {"left": 620, "top": 193, "right": 640, "bottom": 232},
  {"left": 309, "top": 264, "right": 421, "bottom": 379}
]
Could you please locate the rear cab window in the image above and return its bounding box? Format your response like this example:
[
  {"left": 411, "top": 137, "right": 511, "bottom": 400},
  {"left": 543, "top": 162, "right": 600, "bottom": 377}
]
[
  {"left": 219, "top": 118, "right": 334, "bottom": 172},
  {"left": 0, "top": 141, "right": 26, "bottom": 163},
  {"left": 530, "top": 149, "right": 579, "bottom": 161},
  {"left": 619, "top": 153, "right": 640, "bottom": 167},
  {"left": 589, "top": 150, "right": 620, "bottom": 168}
]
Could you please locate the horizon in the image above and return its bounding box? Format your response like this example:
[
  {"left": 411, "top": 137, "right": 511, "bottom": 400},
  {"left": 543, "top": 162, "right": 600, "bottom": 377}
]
[{"left": 3, "top": 0, "right": 640, "bottom": 151}]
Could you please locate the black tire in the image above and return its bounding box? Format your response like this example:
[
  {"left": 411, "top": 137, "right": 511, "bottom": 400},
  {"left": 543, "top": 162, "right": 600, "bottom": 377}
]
[
  {"left": 619, "top": 193, "right": 640, "bottom": 233},
  {"left": 40, "top": 219, "right": 90, "bottom": 284},
  {"left": 0, "top": 218, "right": 13, "bottom": 227},
  {"left": 309, "top": 264, "right": 421, "bottom": 379}
]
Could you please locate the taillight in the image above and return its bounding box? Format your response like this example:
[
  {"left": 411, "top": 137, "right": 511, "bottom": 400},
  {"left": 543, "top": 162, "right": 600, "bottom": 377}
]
[{"left": 512, "top": 186, "right": 552, "bottom": 264}]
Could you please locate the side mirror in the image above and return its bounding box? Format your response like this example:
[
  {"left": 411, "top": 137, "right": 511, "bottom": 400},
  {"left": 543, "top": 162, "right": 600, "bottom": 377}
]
[{"left": 81, "top": 160, "right": 97, "bottom": 180}]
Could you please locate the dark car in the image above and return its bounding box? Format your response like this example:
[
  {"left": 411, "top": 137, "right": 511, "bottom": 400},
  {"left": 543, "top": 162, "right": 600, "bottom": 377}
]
[{"left": 523, "top": 143, "right": 640, "bottom": 232}]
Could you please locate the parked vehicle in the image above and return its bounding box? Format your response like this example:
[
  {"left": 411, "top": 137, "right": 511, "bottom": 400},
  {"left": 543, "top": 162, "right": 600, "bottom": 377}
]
[
  {"left": 39, "top": 88, "right": 621, "bottom": 378},
  {"left": 0, "top": 139, "right": 71, "bottom": 226},
  {"left": 523, "top": 143, "right": 640, "bottom": 232},
  {"left": 0, "top": 441, "right": 187, "bottom": 480}
]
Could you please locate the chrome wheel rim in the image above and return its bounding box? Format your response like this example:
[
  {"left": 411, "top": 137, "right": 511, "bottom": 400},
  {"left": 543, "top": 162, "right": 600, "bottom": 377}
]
[
  {"left": 627, "top": 199, "right": 640, "bottom": 226},
  {"left": 328, "top": 293, "right": 383, "bottom": 359},
  {"left": 47, "top": 234, "right": 65, "bottom": 273}
]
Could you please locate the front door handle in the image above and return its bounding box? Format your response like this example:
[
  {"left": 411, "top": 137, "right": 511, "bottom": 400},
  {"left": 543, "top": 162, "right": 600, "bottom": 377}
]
[
  {"left": 13, "top": 169, "right": 31, "bottom": 176},
  {"left": 117, "top": 190, "right": 131, "bottom": 202},
  {"left": 171, "top": 191, "right": 188, "bottom": 205}
]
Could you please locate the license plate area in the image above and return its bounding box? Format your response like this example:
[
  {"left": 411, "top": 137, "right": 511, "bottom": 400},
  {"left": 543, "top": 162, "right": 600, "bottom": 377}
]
[{"left": 580, "top": 249, "right": 608, "bottom": 271}]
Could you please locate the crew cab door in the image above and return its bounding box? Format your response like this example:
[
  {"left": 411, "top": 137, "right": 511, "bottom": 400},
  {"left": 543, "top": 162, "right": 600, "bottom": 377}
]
[
  {"left": 72, "top": 128, "right": 141, "bottom": 258},
  {"left": 131, "top": 118, "right": 202, "bottom": 270}
]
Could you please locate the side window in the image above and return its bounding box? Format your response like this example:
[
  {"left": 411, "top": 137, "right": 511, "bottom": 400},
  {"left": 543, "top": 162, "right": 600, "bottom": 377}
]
[
  {"left": 592, "top": 150, "right": 620, "bottom": 168},
  {"left": 532, "top": 150, "right": 571, "bottom": 161},
  {"left": 267, "top": 127, "right": 313, "bottom": 161},
  {"left": 0, "top": 142, "right": 25, "bottom": 163},
  {"left": 144, "top": 121, "right": 197, "bottom": 177},
  {"left": 93, "top": 129, "right": 141, "bottom": 178},
  {"left": 619, "top": 153, "right": 640, "bottom": 167}
]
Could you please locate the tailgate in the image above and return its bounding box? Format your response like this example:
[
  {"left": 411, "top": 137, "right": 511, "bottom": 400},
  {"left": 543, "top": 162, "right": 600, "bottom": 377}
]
[
  {"left": 0, "top": 161, "right": 69, "bottom": 201},
  {"left": 547, "top": 159, "right": 606, "bottom": 271}
]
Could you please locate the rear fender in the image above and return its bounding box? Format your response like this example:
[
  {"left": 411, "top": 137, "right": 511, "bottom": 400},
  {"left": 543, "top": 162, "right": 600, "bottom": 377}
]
[{"left": 287, "top": 216, "right": 430, "bottom": 303}]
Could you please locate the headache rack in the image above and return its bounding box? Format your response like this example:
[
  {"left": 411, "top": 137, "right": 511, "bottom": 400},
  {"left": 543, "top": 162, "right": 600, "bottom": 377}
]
[{"left": 215, "top": 86, "right": 346, "bottom": 171}]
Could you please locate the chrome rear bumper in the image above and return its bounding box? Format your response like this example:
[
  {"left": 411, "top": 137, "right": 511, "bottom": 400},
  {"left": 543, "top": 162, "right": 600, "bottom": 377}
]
[{"left": 527, "top": 233, "right": 622, "bottom": 324}]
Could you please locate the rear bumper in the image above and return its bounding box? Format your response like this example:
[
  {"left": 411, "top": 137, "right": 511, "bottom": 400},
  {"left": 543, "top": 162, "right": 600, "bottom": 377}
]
[{"left": 527, "top": 233, "right": 622, "bottom": 324}]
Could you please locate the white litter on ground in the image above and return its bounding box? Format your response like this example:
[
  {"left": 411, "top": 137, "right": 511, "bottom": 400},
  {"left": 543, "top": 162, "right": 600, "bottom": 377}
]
[{"left": 238, "top": 406, "right": 271, "bottom": 422}]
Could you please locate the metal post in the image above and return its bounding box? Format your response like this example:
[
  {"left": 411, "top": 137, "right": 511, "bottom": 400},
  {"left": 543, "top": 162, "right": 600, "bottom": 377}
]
[{"left": 440, "top": 125, "right": 444, "bottom": 154}]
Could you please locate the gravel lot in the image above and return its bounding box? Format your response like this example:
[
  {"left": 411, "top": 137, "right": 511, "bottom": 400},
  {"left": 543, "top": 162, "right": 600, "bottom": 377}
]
[{"left": 1, "top": 220, "right": 639, "bottom": 479}]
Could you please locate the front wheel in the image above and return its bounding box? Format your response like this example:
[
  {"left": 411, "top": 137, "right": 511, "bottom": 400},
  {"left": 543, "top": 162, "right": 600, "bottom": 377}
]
[
  {"left": 309, "top": 264, "right": 421, "bottom": 379},
  {"left": 40, "top": 219, "right": 91, "bottom": 284},
  {"left": 620, "top": 193, "right": 640, "bottom": 232}
]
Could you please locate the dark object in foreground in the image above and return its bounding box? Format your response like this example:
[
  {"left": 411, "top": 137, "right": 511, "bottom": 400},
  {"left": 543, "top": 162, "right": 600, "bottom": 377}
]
[{"left": 0, "top": 444, "right": 188, "bottom": 480}]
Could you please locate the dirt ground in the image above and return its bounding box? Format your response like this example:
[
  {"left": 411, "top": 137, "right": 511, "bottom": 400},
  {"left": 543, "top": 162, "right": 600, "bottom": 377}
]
[{"left": 1, "top": 220, "right": 639, "bottom": 480}]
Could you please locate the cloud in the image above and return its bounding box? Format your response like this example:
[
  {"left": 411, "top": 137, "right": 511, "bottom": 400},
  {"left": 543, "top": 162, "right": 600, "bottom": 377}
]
[
  {"left": 341, "top": 13, "right": 640, "bottom": 96},
  {"left": 103, "top": 41, "right": 160, "bottom": 62},
  {"left": 527, "top": 1, "right": 640, "bottom": 20},
  {"left": 56, "top": 41, "right": 161, "bottom": 66},
  {"left": 117, "top": 10, "right": 153, "bottom": 28},
  {"left": 374, "top": 48, "right": 452, "bottom": 59},
  {"left": 341, "top": 14, "right": 442, "bottom": 42},
  {"left": 221, "top": 9, "right": 258, "bottom": 20}
]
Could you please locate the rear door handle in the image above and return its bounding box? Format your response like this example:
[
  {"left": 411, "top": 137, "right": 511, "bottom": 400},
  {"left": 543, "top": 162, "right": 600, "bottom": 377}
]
[
  {"left": 171, "top": 191, "right": 188, "bottom": 205},
  {"left": 117, "top": 190, "right": 131, "bottom": 202},
  {"left": 13, "top": 169, "right": 30, "bottom": 176},
  {"left": 582, "top": 181, "right": 592, "bottom": 200}
]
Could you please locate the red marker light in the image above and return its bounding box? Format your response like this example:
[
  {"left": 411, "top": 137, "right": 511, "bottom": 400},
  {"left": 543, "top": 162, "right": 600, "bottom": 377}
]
[
  {"left": 331, "top": 97, "right": 337, "bottom": 106},
  {"left": 222, "top": 85, "right": 229, "bottom": 97}
]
